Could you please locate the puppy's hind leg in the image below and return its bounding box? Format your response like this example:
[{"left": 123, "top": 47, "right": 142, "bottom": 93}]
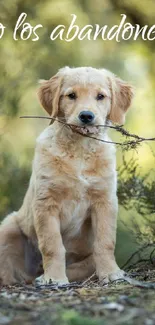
[
  {"left": 66, "top": 254, "right": 95, "bottom": 282},
  {"left": 0, "top": 212, "right": 33, "bottom": 285}
]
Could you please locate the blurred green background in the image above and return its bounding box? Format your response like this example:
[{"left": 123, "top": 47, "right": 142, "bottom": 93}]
[{"left": 0, "top": 0, "right": 155, "bottom": 266}]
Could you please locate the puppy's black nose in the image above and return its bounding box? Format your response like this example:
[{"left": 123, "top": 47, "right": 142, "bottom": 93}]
[{"left": 78, "top": 111, "right": 95, "bottom": 124}]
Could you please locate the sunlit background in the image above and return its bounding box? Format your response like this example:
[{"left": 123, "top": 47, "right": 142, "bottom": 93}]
[{"left": 0, "top": 0, "right": 155, "bottom": 266}]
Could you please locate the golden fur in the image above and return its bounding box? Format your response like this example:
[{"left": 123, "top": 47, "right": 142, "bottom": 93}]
[{"left": 0, "top": 67, "right": 133, "bottom": 285}]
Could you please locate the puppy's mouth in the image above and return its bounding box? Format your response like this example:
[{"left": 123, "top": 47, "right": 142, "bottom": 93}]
[{"left": 71, "top": 125, "right": 99, "bottom": 135}]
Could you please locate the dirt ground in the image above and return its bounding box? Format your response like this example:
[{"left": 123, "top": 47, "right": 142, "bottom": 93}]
[{"left": 0, "top": 262, "right": 155, "bottom": 325}]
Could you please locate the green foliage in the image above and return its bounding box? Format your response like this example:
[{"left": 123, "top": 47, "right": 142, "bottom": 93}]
[
  {"left": 0, "top": 141, "right": 30, "bottom": 217},
  {"left": 118, "top": 154, "right": 155, "bottom": 244}
]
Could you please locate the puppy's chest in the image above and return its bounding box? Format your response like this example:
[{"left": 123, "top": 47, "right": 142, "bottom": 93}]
[
  {"left": 52, "top": 149, "right": 108, "bottom": 190},
  {"left": 45, "top": 147, "right": 113, "bottom": 236},
  {"left": 58, "top": 152, "right": 111, "bottom": 236}
]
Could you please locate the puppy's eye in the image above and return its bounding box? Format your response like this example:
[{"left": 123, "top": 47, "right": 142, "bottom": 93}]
[
  {"left": 68, "top": 92, "right": 77, "bottom": 100},
  {"left": 96, "top": 93, "right": 105, "bottom": 100}
]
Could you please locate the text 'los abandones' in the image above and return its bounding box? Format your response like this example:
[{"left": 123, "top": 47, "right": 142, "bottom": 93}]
[{"left": 1, "top": 12, "right": 155, "bottom": 42}]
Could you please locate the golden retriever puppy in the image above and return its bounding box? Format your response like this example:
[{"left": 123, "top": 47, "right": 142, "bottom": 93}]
[{"left": 0, "top": 67, "right": 133, "bottom": 285}]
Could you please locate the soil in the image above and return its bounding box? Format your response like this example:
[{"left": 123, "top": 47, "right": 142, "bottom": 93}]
[{"left": 0, "top": 262, "right": 155, "bottom": 325}]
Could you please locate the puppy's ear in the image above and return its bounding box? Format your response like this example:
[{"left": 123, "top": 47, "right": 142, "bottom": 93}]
[
  {"left": 108, "top": 75, "right": 134, "bottom": 125},
  {"left": 37, "top": 74, "right": 62, "bottom": 117}
]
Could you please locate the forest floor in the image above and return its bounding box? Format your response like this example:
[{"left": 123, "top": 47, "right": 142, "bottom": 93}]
[{"left": 0, "top": 261, "right": 155, "bottom": 325}]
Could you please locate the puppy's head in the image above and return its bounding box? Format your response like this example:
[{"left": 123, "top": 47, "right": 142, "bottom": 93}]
[{"left": 38, "top": 67, "right": 134, "bottom": 134}]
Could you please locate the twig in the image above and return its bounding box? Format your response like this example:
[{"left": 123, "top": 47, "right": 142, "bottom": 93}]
[
  {"left": 20, "top": 115, "right": 123, "bottom": 145},
  {"left": 121, "top": 243, "right": 154, "bottom": 269},
  {"left": 35, "top": 282, "right": 82, "bottom": 290},
  {"left": 81, "top": 272, "right": 96, "bottom": 286},
  {"left": 20, "top": 115, "right": 155, "bottom": 148}
]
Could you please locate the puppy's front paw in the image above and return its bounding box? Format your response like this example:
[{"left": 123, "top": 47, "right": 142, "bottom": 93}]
[
  {"left": 109, "top": 269, "right": 126, "bottom": 282},
  {"left": 99, "top": 269, "right": 125, "bottom": 285},
  {"left": 35, "top": 274, "right": 69, "bottom": 286}
]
